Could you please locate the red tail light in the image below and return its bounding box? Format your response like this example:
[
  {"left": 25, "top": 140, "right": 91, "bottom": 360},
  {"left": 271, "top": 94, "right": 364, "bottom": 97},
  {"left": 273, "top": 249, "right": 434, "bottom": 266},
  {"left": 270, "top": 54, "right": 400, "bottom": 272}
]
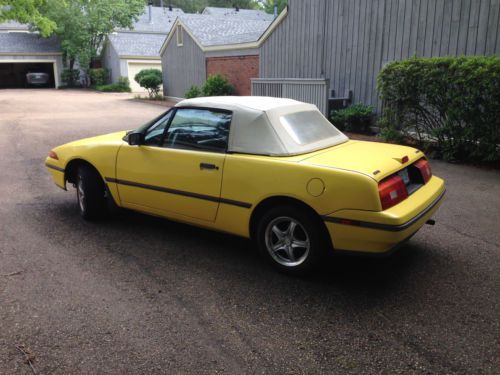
[
  {"left": 48, "top": 150, "right": 58, "bottom": 160},
  {"left": 414, "top": 158, "right": 432, "bottom": 183},
  {"left": 379, "top": 175, "right": 408, "bottom": 210}
]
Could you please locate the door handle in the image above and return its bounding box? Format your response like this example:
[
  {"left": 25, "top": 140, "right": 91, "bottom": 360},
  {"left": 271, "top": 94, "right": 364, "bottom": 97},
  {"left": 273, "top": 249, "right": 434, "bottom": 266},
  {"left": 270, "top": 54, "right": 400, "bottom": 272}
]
[{"left": 200, "top": 163, "right": 219, "bottom": 171}]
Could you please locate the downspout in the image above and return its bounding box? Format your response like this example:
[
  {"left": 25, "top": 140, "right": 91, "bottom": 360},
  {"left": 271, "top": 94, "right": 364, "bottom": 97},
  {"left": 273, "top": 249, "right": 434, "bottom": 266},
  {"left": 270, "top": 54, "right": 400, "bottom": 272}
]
[{"left": 148, "top": 1, "right": 152, "bottom": 23}]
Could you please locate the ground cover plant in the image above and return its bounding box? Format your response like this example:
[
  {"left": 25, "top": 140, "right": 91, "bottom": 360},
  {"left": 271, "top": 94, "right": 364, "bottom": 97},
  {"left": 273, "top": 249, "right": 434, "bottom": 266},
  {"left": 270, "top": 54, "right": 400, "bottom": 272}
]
[{"left": 96, "top": 76, "right": 131, "bottom": 92}]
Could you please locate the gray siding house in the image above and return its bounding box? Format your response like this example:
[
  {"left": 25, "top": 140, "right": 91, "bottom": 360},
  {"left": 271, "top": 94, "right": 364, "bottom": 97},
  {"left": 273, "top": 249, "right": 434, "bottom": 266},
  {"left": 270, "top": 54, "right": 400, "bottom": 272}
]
[
  {"left": 258, "top": 0, "right": 500, "bottom": 110},
  {"left": 0, "top": 22, "right": 63, "bottom": 88},
  {"left": 159, "top": 13, "right": 282, "bottom": 99},
  {"left": 101, "top": 6, "right": 183, "bottom": 92}
]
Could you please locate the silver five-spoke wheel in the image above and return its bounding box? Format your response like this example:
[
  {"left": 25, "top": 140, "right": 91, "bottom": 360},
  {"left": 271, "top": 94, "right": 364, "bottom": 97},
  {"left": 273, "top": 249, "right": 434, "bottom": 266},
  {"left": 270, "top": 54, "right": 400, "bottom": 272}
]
[
  {"left": 257, "top": 205, "right": 328, "bottom": 275},
  {"left": 265, "top": 216, "right": 310, "bottom": 267},
  {"left": 77, "top": 177, "right": 86, "bottom": 212},
  {"left": 75, "top": 165, "right": 106, "bottom": 220}
]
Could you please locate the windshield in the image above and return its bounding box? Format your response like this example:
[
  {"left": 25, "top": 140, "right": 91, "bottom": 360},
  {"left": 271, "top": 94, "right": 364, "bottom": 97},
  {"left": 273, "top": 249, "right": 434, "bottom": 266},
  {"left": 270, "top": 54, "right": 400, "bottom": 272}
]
[{"left": 279, "top": 110, "right": 343, "bottom": 145}]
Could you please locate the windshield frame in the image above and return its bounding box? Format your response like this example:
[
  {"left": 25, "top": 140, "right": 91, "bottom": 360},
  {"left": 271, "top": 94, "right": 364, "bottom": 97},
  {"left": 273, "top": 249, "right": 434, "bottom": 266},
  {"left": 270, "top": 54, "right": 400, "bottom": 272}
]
[{"left": 123, "top": 108, "right": 174, "bottom": 142}]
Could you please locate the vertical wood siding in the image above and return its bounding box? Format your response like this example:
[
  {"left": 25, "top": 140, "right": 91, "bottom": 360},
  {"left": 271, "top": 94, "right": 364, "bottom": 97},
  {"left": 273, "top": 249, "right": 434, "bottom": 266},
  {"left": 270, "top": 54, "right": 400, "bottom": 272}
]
[
  {"left": 260, "top": 0, "right": 500, "bottom": 109},
  {"left": 252, "top": 78, "right": 330, "bottom": 114},
  {"left": 161, "top": 27, "right": 206, "bottom": 98},
  {"left": 101, "top": 41, "right": 122, "bottom": 84}
]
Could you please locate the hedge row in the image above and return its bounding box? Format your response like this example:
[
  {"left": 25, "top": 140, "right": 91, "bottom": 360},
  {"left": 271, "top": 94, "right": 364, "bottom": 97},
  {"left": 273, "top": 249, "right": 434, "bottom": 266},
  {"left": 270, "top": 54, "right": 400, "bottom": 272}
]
[
  {"left": 377, "top": 56, "right": 500, "bottom": 164},
  {"left": 96, "top": 76, "right": 131, "bottom": 93}
]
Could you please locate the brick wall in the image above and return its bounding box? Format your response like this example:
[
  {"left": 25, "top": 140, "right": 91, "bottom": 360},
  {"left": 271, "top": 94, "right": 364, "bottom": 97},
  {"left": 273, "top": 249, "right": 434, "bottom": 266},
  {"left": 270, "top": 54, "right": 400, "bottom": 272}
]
[{"left": 206, "top": 55, "right": 259, "bottom": 96}]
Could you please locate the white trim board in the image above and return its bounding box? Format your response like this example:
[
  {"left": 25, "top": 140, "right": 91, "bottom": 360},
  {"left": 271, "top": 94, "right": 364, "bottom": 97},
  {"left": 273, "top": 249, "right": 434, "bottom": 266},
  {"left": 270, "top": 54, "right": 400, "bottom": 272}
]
[{"left": 0, "top": 58, "right": 60, "bottom": 88}]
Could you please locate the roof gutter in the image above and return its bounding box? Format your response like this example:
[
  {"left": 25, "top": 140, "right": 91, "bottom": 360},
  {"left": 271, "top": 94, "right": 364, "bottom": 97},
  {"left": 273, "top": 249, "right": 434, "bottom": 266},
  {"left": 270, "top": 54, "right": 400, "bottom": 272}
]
[
  {"left": 0, "top": 52, "right": 63, "bottom": 56},
  {"left": 119, "top": 55, "right": 161, "bottom": 60}
]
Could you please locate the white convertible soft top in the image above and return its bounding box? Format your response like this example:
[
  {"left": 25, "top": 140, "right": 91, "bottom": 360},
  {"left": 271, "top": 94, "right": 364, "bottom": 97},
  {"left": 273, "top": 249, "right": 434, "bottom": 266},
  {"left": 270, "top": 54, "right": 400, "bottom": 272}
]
[{"left": 176, "top": 96, "right": 348, "bottom": 156}]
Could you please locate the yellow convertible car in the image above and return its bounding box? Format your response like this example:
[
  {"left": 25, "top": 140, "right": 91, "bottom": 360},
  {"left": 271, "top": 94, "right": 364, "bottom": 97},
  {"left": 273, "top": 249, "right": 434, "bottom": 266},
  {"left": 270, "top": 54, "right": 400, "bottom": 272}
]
[{"left": 45, "top": 97, "right": 445, "bottom": 274}]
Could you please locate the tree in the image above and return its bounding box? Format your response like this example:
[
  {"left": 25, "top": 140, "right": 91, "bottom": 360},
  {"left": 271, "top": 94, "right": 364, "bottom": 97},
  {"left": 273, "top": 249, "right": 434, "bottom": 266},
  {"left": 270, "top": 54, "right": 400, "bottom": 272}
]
[
  {"left": 262, "top": 0, "right": 287, "bottom": 14},
  {"left": 135, "top": 69, "right": 163, "bottom": 98},
  {"left": 40, "top": 0, "right": 88, "bottom": 81},
  {"left": 39, "top": 0, "right": 144, "bottom": 81},
  {"left": 148, "top": 0, "right": 259, "bottom": 13},
  {"left": 0, "top": 0, "right": 56, "bottom": 36},
  {"left": 207, "top": 0, "right": 259, "bottom": 9},
  {"left": 150, "top": 0, "right": 206, "bottom": 13}
]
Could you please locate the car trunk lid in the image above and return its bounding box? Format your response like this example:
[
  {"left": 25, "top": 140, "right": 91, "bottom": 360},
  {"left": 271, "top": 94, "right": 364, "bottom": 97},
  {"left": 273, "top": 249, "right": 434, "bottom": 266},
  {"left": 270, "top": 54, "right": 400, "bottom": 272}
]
[{"left": 299, "top": 140, "right": 423, "bottom": 181}]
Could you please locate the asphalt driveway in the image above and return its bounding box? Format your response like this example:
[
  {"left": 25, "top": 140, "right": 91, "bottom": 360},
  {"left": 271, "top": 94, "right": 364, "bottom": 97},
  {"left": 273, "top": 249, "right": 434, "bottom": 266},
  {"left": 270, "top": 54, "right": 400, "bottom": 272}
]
[{"left": 0, "top": 89, "right": 499, "bottom": 374}]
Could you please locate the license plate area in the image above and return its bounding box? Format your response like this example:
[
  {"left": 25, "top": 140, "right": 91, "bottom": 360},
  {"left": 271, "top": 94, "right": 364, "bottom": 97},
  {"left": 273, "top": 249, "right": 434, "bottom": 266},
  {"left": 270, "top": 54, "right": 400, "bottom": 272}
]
[
  {"left": 399, "top": 166, "right": 423, "bottom": 195},
  {"left": 397, "top": 168, "right": 410, "bottom": 185}
]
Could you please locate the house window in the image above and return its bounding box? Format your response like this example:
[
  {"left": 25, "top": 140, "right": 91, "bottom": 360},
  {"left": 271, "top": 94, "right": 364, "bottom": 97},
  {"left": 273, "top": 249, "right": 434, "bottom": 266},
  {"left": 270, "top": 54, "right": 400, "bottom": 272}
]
[{"left": 176, "top": 25, "right": 183, "bottom": 47}]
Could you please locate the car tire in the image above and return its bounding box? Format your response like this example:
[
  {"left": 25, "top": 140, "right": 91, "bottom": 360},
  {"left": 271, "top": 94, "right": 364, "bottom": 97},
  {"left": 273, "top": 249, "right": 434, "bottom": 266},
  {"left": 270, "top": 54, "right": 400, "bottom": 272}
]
[
  {"left": 256, "top": 205, "right": 328, "bottom": 275},
  {"left": 76, "top": 165, "right": 106, "bottom": 220}
]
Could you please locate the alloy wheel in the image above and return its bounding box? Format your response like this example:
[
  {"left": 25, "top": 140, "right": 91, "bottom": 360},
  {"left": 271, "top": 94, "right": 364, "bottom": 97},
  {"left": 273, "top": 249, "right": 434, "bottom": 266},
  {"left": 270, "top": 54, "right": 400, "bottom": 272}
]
[
  {"left": 77, "top": 178, "right": 85, "bottom": 213},
  {"left": 264, "top": 216, "right": 310, "bottom": 267}
]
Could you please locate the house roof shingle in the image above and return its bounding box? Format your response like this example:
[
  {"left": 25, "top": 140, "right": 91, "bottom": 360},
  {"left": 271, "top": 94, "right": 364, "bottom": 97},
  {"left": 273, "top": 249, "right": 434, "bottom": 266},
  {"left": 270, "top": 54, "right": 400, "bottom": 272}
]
[
  {"left": 108, "top": 32, "right": 166, "bottom": 57},
  {"left": 0, "top": 20, "right": 29, "bottom": 31},
  {"left": 179, "top": 15, "right": 272, "bottom": 47},
  {"left": 202, "top": 7, "right": 274, "bottom": 21},
  {"left": 0, "top": 32, "right": 60, "bottom": 54},
  {"left": 118, "top": 6, "right": 184, "bottom": 33}
]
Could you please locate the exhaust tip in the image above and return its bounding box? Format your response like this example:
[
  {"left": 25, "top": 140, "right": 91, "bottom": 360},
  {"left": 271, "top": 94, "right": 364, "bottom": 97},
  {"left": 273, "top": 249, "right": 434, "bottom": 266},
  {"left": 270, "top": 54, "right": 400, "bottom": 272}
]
[{"left": 426, "top": 219, "right": 436, "bottom": 226}]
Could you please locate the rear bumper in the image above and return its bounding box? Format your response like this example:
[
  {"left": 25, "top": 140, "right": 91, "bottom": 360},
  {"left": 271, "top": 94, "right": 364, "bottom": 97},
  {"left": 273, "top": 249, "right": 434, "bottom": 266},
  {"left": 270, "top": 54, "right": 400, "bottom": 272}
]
[
  {"left": 323, "top": 176, "right": 445, "bottom": 253},
  {"left": 27, "top": 80, "right": 49, "bottom": 85}
]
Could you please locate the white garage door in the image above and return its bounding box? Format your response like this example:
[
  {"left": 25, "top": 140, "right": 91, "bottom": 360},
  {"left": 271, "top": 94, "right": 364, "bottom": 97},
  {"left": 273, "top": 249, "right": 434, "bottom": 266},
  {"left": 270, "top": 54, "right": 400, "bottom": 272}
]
[{"left": 127, "top": 61, "right": 163, "bottom": 93}]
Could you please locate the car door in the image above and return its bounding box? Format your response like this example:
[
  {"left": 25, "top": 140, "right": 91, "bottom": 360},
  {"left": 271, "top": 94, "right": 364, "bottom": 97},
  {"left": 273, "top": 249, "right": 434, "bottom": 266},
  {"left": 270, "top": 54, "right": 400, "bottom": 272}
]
[{"left": 115, "top": 107, "right": 231, "bottom": 222}]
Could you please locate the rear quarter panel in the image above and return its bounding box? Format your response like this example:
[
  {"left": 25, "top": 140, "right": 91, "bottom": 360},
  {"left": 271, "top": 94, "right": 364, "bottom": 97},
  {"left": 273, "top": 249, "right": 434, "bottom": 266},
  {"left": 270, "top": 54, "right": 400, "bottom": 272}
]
[{"left": 215, "top": 153, "right": 381, "bottom": 237}]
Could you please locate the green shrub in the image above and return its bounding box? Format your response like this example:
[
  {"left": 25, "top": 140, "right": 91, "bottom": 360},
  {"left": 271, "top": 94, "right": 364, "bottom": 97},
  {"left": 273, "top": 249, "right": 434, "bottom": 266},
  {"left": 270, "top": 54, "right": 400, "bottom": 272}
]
[
  {"left": 378, "top": 125, "right": 404, "bottom": 143},
  {"left": 96, "top": 76, "right": 131, "bottom": 92},
  {"left": 185, "top": 85, "right": 202, "bottom": 99},
  {"left": 183, "top": 75, "right": 234, "bottom": 99},
  {"left": 61, "top": 69, "right": 80, "bottom": 87},
  {"left": 202, "top": 74, "right": 235, "bottom": 96},
  {"left": 96, "top": 84, "right": 126, "bottom": 92},
  {"left": 330, "top": 103, "right": 374, "bottom": 133},
  {"left": 134, "top": 69, "right": 162, "bottom": 98},
  {"left": 134, "top": 68, "right": 161, "bottom": 84},
  {"left": 118, "top": 76, "right": 131, "bottom": 89},
  {"left": 89, "top": 68, "right": 108, "bottom": 86},
  {"left": 377, "top": 56, "right": 500, "bottom": 163}
]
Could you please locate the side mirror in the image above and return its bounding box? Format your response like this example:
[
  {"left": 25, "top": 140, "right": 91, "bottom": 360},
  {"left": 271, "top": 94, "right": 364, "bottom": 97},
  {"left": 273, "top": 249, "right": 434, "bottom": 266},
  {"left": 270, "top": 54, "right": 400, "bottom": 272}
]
[{"left": 128, "top": 131, "right": 144, "bottom": 146}]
